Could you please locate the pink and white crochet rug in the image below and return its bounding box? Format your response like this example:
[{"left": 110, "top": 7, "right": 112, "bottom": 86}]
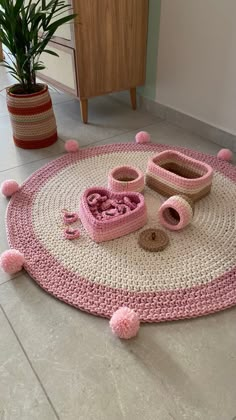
[{"left": 6, "top": 144, "right": 236, "bottom": 322}]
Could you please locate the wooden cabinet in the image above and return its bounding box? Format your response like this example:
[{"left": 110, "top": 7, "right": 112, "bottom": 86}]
[
  {"left": 40, "top": 0, "right": 149, "bottom": 123},
  {"left": 40, "top": 44, "right": 77, "bottom": 95},
  {"left": 0, "top": 42, "right": 4, "bottom": 61}
]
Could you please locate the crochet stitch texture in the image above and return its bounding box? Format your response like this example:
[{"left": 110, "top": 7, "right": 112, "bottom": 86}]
[{"left": 6, "top": 143, "right": 236, "bottom": 322}]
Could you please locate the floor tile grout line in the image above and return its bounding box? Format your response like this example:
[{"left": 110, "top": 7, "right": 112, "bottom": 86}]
[
  {"left": 0, "top": 273, "right": 21, "bottom": 287},
  {"left": 0, "top": 303, "right": 60, "bottom": 420},
  {"left": 79, "top": 121, "right": 164, "bottom": 148},
  {"left": 0, "top": 121, "right": 163, "bottom": 174},
  {"left": 0, "top": 113, "right": 10, "bottom": 120},
  {"left": 51, "top": 96, "right": 163, "bottom": 120},
  {"left": 62, "top": 120, "right": 162, "bottom": 146},
  {"left": 51, "top": 98, "right": 76, "bottom": 106},
  {"left": 0, "top": 279, "right": 12, "bottom": 287},
  {"left": 0, "top": 151, "right": 65, "bottom": 173},
  {"left": 0, "top": 269, "right": 32, "bottom": 288}
]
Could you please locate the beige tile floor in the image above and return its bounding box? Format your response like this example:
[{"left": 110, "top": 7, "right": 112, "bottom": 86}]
[{"left": 0, "top": 65, "right": 236, "bottom": 420}]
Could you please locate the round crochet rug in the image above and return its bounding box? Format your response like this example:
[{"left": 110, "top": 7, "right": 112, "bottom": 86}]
[{"left": 6, "top": 143, "right": 236, "bottom": 322}]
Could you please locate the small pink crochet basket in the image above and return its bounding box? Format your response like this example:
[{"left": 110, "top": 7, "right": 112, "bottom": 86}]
[
  {"left": 108, "top": 165, "right": 144, "bottom": 193},
  {"left": 146, "top": 150, "right": 213, "bottom": 201},
  {"left": 158, "top": 195, "right": 193, "bottom": 231},
  {"left": 80, "top": 187, "right": 147, "bottom": 243}
]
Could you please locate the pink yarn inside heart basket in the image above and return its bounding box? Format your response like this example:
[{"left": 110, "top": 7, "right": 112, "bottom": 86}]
[{"left": 87, "top": 192, "right": 139, "bottom": 220}]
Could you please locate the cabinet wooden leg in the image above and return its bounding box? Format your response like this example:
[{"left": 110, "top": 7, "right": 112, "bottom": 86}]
[
  {"left": 80, "top": 99, "right": 88, "bottom": 124},
  {"left": 130, "top": 87, "right": 137, "bottom": 110},
  {"left": 0, "top": 42, "right": 4, "bottom": 62}
]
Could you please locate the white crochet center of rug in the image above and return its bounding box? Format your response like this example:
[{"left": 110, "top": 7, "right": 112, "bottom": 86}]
[{"left": 32, "top": 151, "right": 236, "bottom": 292}]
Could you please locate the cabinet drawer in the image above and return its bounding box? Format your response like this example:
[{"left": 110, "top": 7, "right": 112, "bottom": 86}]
[
  {"left": 38, "top": 43, "right": 77, "bottom": 96},
  {"left": 24, "top": 0, "right": 74, "bottom": 46},
  {"left": 50, "top": 0, "right": 75, "bottom": 47},
  {"left": 54, "top": 24, "right": 73, "bottom": 43}
]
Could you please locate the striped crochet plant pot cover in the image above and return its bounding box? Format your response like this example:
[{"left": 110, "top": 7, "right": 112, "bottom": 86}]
[
  {"left": 7, "top": 84, "right": 57, "bottom": 149},
  {"left": 146, "top": 150, "right": 213, "bottom": 202},
  {"left": 5, "top": 143, "right": 236, "bottom": 322}
]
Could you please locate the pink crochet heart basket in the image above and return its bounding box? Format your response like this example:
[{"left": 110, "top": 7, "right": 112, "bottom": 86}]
[
  {"left": 80, "top": 187, "right": 147, "bottom": 242},
  {"left": 146, "top": 150, "right": 213, "bottom": 201}
]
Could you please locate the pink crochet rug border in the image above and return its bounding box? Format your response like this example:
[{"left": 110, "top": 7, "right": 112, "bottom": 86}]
[{"left": 6, "top": 143, "right": 236, "bottom": 322}]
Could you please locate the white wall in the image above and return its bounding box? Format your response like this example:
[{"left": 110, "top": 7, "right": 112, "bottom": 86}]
[{"left": 156, "top": 0, "right": 236, "bottom": 134}]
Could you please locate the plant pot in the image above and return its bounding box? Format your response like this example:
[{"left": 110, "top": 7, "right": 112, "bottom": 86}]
[{"left": 6, "top": 84, "right": 57, "bottom": 149}]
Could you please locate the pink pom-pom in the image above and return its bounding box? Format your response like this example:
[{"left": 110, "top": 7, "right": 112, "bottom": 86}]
[
  {"left": 0, "top": 249, "right": 25, "bottom": 274},
  {"left": 109, "top": 307, "right": 140, "bottom": 339},
  {"left": 65, "top": 139, "right": 79, "bottom": 153},
  {"left": 1, "top": 180, "right": 19, "bottom": 197},
  {"left": 217, "top": 148, "right": 233, "bottom": 162},
  {"left": 135, "top": 131, "right": 151, "bottom": 144}
]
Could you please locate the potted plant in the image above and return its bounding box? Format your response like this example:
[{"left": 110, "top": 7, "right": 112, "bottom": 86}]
[{"left": 0, "top": 0, "right": 76, "bottom": 149}]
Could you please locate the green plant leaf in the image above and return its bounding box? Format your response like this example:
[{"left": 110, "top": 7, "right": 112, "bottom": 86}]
[
  {"left": 0, "top": 0, "right": 76, "bottom": 93},
  {"left": 43, "top": 50, "right": 59, "bottom": 57}
]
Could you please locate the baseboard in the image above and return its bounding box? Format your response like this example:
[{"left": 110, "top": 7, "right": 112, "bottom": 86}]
[
  {"left": 139, "top": 96, "right": 236, "bottom": 152},
  {"left": 110, "top": 91, "right": 236, "bottom": 152}
]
